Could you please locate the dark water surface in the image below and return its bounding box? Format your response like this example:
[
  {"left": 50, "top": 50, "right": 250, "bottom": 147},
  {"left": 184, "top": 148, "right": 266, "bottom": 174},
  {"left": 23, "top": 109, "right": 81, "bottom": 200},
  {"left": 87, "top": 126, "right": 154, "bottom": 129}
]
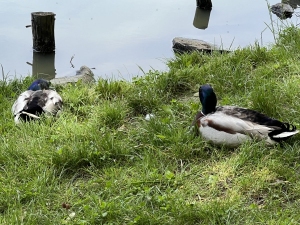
[{"left": 0, "top": 0, "right": 298, "bottom": 81}]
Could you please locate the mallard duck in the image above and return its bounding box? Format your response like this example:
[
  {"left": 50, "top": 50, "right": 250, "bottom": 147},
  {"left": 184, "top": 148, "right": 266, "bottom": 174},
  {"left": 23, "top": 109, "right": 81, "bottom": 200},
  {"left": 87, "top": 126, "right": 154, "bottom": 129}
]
[
  {"left": 193, "top": 84, "right": 298, "bottom": 147},
  {"left": 12, "top": 79, "right": 63, "bottom": 124}
]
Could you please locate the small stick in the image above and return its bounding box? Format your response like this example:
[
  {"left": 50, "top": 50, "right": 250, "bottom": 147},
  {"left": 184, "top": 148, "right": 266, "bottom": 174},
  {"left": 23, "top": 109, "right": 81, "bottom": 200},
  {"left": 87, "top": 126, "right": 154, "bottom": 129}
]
[{"left": 70, "top": 55, "right": 75, "bottom": 68}]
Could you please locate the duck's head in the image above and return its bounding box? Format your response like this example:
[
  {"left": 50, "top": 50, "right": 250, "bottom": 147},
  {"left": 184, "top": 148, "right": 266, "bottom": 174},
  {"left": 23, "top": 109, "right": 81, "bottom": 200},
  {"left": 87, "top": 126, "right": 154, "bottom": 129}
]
[
  {"left": 199, "top": 84, "right": 217, "bottom": 115},
  {"left": 28, "top": 79, "right": 50, "bottom": 91}
]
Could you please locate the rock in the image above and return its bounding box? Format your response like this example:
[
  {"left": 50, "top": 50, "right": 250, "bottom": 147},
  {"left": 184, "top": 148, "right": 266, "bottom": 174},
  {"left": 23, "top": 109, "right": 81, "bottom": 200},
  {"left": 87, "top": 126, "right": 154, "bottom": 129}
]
[
  {"left": 172, "top": 37, "right": 230, "bottom": 54},
  {"left": 270, "top": 3, "right": 294, "bottom": 19},
  {"left": 50, "top": 65, "right": 95, "bottom": 86}
]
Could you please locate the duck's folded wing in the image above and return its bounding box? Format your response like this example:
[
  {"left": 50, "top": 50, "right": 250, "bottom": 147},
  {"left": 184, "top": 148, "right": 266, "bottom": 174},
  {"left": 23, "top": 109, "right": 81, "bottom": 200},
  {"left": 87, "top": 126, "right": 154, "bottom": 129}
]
[
  {"left": 18, "top": 90, "right": 46, "bottom": 116},
  {"left": 201, "top": 111, "right": 274, "bottom": 137},
  {"left": 11, "top": 90, "right": 34, "bottom": 115},
  {"left": 216, "top": 106, "right": 284, "bottom": 128}
]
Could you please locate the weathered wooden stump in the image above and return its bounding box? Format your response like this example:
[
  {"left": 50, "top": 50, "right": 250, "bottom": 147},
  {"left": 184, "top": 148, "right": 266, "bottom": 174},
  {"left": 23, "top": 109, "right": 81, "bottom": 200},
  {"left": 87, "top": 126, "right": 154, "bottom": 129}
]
[
  {"left": 31, "top": 12, "right": 56, "bottom": 52},
  {"left": 196, "top": 0, "right": 212, "bottom": 10}
]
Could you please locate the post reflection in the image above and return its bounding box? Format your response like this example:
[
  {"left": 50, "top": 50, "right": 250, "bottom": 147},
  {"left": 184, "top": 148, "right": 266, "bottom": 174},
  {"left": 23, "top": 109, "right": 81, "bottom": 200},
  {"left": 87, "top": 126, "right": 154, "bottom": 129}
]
[
  {"left": 193, "top": 7, "right": 211, "bottom": 29},
  {"left": 28, "top": 52, "right": 56, "bottom": 80}
]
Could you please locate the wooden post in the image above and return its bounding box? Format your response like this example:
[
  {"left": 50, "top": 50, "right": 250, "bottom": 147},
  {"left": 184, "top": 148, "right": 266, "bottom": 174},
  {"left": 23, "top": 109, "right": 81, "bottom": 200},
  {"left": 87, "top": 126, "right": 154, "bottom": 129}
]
[
  {"left": 196, "top": 0, "right": 212, "bottom": 10},
  {"left": 31, "top": 12, "right": 56, "bottom": 52}
]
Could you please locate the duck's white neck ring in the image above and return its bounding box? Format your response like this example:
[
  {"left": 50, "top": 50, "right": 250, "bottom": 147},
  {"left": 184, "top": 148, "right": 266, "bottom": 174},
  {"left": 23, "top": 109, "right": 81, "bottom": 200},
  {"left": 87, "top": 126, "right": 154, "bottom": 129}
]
[{"left": 200, "top": 111, "right": 206, "bottom": 116}]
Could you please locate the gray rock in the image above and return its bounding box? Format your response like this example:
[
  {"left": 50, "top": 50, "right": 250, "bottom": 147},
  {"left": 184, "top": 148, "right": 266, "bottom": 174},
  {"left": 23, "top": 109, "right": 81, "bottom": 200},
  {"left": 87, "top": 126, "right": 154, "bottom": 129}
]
[
  {"left": 172, "top": 37, "right": 230, "bottom": 54},
  {"left": 50, "top": 65, "right": 95, "bottom": 86},
  {"left": 271, "top": 3, "right": 294, "bottom": 19}
]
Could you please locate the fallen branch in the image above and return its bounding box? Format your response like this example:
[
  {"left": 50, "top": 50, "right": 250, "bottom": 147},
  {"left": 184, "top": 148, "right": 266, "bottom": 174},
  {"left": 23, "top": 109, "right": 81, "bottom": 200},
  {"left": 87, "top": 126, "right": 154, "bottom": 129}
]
[{"left": 70, "top": 55, "right": 75, "bottom": 68}]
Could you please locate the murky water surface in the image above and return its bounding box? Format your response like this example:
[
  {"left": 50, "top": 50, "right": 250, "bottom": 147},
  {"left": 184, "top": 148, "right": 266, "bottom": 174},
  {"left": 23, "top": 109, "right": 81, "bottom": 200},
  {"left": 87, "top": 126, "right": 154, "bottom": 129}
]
[{"left": 0, "top": 0, "right": 299, "bottom": 80}]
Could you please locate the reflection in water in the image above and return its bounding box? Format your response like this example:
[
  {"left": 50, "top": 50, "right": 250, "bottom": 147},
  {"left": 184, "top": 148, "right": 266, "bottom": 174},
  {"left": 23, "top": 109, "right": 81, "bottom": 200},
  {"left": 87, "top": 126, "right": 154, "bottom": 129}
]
[
  {"left": 193, "top": 7, "right": 211, "bottom": 29},
  {"left": 29, "top": 52, "right": 56, "bottom": 80},
  {"left": 1, "top": 1, "right": 296, "bottom": 80}
]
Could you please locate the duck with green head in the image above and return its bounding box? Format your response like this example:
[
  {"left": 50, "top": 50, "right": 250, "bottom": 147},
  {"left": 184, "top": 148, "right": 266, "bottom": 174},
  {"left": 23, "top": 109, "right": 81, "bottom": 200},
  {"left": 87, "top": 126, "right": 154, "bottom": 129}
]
[
  {"left": 193, "top": 84, "right": 299, "bottom": 147},
  {"left": 12, "top": 79, "right": 63, "bottom": 124}
]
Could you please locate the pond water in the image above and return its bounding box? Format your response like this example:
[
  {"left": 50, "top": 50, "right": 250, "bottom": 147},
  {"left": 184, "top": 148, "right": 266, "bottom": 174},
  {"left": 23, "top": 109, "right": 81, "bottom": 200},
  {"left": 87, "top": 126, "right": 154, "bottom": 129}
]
[{"left": 0, "top": 0, "right": 299, "bottom": 81}]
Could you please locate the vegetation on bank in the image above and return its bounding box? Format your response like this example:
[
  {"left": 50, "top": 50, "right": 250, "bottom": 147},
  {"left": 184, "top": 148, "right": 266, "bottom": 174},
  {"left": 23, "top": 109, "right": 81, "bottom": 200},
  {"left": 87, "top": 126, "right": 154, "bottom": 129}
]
[{"left": 1, "top": 26, "right": 300, "bottom": 224}]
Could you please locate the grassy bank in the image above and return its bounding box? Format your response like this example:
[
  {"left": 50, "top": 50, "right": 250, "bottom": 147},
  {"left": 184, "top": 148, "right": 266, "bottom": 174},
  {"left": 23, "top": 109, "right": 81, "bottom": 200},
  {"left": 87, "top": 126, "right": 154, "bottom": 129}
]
[{"left": 2, "top": 26, "right": 300, "bottom": 224}]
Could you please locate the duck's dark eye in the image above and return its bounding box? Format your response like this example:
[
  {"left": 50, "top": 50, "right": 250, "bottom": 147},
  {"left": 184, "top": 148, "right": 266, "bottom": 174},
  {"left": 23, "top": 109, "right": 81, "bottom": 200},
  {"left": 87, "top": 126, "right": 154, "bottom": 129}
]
[{"left": 50, "top": 97, "right": 54, "bottom": 100}]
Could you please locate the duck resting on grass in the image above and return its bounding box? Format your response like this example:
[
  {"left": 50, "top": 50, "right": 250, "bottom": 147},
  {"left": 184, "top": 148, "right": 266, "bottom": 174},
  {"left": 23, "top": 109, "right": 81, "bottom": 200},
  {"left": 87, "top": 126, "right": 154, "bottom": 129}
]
[
  {"left": 193, "top": 84, "right": 299, "bottom": 147},
  {"left": 12, "top": 79, "right": 63, "bottom": 124}
]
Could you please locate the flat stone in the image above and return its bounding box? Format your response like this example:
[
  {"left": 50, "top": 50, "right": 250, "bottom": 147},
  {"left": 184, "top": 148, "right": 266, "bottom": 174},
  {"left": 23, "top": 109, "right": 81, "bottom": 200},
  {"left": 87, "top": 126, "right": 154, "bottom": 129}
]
[
  {"left": 50, "top": 65, "right": 95, "bottom": 86},
  {"left": 172, "top": 37, "right": 230, "bottom": 54}
]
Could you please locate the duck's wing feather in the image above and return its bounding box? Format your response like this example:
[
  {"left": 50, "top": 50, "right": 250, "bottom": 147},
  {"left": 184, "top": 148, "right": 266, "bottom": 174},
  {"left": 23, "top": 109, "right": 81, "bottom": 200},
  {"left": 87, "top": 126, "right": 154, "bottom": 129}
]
[
  {"left": 24, "top": 90, "right": 62, "bottom": 115},
  {"left": 12, "top": 90, "right": 34, "bottom": 115},
  {"left": 201, "top": 110, "right": 273, "bottom": 137},
  {"left": 213, "top": 106, "right": 298, "bottom": 141},
  {"left": 216, "top": 106, "right": 284, "bottom": 128},
  {"left": 21, "top": 90, "right": 46, "bottom": 116}
]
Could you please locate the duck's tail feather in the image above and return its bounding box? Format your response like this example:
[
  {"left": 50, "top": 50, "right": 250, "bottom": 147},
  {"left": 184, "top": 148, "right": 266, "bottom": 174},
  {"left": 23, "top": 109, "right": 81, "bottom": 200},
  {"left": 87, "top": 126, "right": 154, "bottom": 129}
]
[
  {"left": 271, "top": 123, "right": 298, "bottom": 140},
  {"left": 14, "top": 112, "right": 41, "bottom": 124},
  {"left": 21, "top": 112, "right": 40, "bottom": 119},
  {"left": 273, "top": 130, "right": 299, "bottom": 138}
]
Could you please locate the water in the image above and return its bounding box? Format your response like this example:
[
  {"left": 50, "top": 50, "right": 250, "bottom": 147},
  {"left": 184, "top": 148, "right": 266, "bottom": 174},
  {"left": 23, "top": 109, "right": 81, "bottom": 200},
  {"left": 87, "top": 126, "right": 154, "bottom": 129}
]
[{"left": 0, "top": 0, "right": 299, "bottom": 81}]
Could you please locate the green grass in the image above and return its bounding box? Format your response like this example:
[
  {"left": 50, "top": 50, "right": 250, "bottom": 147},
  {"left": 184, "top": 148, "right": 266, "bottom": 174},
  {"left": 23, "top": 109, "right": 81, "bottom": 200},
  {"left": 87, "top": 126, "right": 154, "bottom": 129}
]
[{"left": 2, "top": 26, "right": 300, "bottom": 224}]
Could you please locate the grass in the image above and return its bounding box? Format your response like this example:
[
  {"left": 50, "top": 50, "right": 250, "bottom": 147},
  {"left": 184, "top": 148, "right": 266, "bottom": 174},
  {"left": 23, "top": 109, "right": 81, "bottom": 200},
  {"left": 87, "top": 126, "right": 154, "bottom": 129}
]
[{"left": 2, "top": 25, "right": 300, "bottom": 224}]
